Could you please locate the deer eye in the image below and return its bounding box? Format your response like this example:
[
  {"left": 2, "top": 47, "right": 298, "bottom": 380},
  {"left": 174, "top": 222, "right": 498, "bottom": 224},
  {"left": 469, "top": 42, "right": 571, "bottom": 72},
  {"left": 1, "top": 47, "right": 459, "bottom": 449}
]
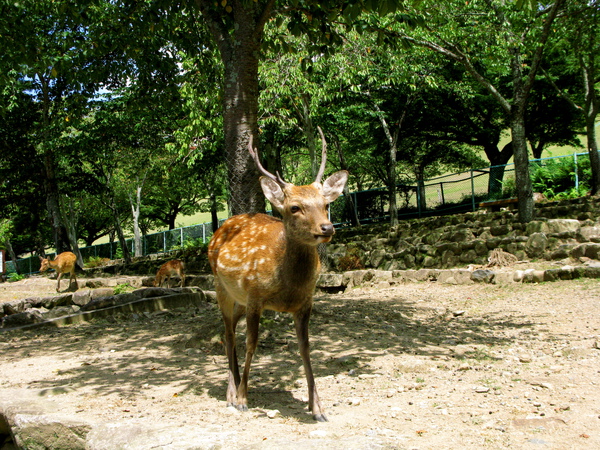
[{"left": 290, "top": 205, "right": 301, "bottom": 214}]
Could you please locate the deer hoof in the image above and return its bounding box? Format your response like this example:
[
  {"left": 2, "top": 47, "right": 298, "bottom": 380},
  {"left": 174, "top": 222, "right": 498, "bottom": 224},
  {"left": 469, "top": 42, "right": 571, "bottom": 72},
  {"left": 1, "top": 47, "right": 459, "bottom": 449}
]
[
  {"left": 236, "top": 404, "right": 248, "bottom": 412},
  {"left": 313, "top": 413, "right": 328, "bottom": 422}
]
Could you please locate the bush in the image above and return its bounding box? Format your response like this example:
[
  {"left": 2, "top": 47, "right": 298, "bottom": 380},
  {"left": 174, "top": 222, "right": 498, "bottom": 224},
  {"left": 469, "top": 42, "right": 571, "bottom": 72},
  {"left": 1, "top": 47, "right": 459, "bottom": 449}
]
[
  {"left": 530, "top": 156, "right": 590, "bottom": 200},
  {"left": 85, "top": 256, "right": 110, "bottom": 268},
  {"left": 337, "top": 247, "right": 364, "bottom": 271},
  {"left": 8, "top": 272, "right": 25, "bottom": 282}
]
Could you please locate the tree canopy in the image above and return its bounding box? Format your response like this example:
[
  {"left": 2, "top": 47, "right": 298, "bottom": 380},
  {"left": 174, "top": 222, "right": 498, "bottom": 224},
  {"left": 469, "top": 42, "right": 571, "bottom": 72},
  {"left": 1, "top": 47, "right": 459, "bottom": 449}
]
[{"left": 0, "top": 0, "right": 595, "bottom": 259}]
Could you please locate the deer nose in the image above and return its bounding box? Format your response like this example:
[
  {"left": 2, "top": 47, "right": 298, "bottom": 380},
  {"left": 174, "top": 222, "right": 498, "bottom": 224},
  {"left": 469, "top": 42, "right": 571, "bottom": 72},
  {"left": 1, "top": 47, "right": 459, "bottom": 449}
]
[{"left": 320, "top": 223, "right": 334, "bottom": 236}]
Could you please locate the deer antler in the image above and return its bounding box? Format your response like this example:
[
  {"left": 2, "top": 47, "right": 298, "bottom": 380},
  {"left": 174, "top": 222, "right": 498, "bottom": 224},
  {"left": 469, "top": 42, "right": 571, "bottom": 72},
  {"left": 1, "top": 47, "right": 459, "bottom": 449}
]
[
  {"left": 248, "top": 135, "right": 287, "bottom": 186},
  {"left": 315, "top": 126, "right": 327, "bottom": 184}
]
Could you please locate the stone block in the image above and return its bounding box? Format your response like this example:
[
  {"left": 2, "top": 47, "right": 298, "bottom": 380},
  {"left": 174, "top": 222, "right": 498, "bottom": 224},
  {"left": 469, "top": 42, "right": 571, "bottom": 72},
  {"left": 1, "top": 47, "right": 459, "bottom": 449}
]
[
  {"left": 72, "top": 290, "right": 92, "bottom": 306},
  {"left": 526, "top": 233, "right": 548, "bottom": 258},
  {"left": 317, "top": 273, "right": 344, "bottom": 288},
  {"left": 580, "top": 226, "right": 600, "bottom": 242},
  {"left": 493, "top": 272, "right": 515, "bottom": 284},
  {"left": 546, "top": 219, "right": 580, "bottom": 234},
  {"left": 471, "top": 269, "right": 495, "bottom": 283},
  {"left": 438, "top": 269, "right": 473, "bottom": 284}
]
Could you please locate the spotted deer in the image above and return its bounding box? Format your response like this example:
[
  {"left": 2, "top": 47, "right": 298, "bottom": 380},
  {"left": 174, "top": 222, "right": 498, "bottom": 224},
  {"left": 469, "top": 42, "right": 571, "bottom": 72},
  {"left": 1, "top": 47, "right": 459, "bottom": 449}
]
[
  {"left": 39, "top": 251, "right": 78, "bottom": 292},
  {"left": 208, "top": 129, "right": 348, "bottom": 422},
  {"left": 153, "top": 259, "right": 186, "bottom": 288}
]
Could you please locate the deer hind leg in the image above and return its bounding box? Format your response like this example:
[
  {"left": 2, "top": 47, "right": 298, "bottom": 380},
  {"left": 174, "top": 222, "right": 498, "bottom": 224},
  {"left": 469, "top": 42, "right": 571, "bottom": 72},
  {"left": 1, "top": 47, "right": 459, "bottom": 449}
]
[
  {"left": 294, "top": 305, "right": 327, "bottom": 422},
  {"left": 236, "top": 305, "right": 262, "bottom": 412},
  {"left": 70, "top": 270, "right": 77, "bottom": 290},
  {"left": 220, "top": 298, "right": 245, "bottom": 407}
]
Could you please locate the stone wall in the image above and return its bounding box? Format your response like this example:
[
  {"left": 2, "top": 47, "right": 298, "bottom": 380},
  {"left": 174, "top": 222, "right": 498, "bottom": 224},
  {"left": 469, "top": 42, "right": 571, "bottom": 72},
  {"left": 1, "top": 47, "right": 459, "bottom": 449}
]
[{"left": 325, "top": 197, "right": 600, "bottom": 272}]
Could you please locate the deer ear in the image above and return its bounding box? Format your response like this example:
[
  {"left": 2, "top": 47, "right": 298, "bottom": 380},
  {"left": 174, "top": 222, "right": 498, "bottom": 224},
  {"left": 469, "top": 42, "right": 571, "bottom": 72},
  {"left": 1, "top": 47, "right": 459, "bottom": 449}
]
[
  {"left": 260, "top": 177, "right": 285, "bottom": 211},
  {"left": 322, "top": 170, "right": 348, "bottom": 203}
]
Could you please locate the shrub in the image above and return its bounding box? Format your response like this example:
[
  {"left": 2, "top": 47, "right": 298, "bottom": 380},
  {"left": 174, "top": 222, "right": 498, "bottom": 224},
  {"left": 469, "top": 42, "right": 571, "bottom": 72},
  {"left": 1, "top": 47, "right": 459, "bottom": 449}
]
[
  {"left": 8, "top": 272, "right": 25, "bottom": 282},
  {"left": 85, "top": 256, "right": 110, "bottom": 268},
  {"left": 530, "top": 156, "right": 590, "bottom": 200},
  {"left": 338, "top": 247, "right": 364, "bottom": 271}
]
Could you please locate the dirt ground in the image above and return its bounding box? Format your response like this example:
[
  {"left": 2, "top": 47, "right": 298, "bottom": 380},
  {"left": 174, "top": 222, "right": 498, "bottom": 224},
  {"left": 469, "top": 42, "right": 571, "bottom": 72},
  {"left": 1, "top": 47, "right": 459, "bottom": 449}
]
[{"left": 1, "top": 276, "right": 600, "bottom": 449}]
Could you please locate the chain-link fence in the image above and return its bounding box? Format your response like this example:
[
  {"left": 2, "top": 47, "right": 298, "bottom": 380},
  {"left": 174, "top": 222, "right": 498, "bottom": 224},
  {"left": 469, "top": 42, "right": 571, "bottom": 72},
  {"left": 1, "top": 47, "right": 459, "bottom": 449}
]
[{"left": 7, "top": 151, "right": 591, "bottom": 275}]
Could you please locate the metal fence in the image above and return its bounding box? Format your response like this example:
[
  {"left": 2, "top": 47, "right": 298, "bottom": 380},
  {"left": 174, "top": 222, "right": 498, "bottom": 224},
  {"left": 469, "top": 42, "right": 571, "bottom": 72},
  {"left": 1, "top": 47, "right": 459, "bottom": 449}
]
[{"left": 7, "top": 150, "right": 591, "bottom": 275}]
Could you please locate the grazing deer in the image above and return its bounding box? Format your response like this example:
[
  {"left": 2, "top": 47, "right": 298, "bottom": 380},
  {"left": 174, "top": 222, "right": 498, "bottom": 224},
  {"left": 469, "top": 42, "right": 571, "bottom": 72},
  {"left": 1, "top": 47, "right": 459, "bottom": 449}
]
[
  {"left": 208, "top": 129, "right": 348, "bottom": 422},
  {"left": 39, "top": 251, "right": 78, "bottom": 292},
  {"left": 153, "top": 259, "right": 186, "bottom": 288}
]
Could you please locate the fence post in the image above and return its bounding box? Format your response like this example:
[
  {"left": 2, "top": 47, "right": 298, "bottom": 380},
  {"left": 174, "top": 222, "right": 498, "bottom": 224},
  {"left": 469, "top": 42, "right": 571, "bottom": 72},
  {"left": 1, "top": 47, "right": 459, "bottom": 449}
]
[
  {"left": 470, "top": 169, "right": 476, "bottom": 212},
  {"left": 574, "top": 152, "right": 579, "bottom": 191},
  {"left": 416, "top": 185, "right": 421, "bottom": 218},
  {"left": 181, "top": 227, "right": 184, "bottom": 247}
]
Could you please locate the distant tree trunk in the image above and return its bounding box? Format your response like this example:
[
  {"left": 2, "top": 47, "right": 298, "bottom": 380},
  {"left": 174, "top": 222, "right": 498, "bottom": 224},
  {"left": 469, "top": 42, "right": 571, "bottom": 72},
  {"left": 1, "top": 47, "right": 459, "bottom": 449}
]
[
  {"left": 582, "top": 58, "right": 600, "bottom": 194},
  {"left": 108, "top": 195, "right": 131, "bottom": 263},
  {"left": 372, "top": 103, "right": 398, "bottom": 226},
  {"left": 210, "top": 192, "right": 219, "bottom": 232},
  {"left": 333, "top": 139, "right": 360, "bottom": 227},
  {"left": 42, "top": 149, "right": 71, "bottom": 253},
  {"left": 487, "top": 142, "right": 513, "bottom": 198},
  {"left": 415, "top": 169, "right": 427, "bottom": 212},
  {"left": 128, "top": 177, "right": 147, "bottom": 258},
  {"left": 4, "top": 238, "right": 19, "bottom": 275},
  {"left": 585, "top": 114, "right": 600, "bottom": 195},
  {"left": 291, "top": 93, "right": 320, "bottom": 180},
  {"left": 60, "top": 196, "right": 84, "bottom": 268}
]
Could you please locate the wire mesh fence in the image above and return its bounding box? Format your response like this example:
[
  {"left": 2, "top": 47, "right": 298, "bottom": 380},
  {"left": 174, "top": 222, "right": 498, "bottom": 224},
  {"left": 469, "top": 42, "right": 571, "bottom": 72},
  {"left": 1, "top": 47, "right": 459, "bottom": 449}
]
[{"left": 6, "top": 151, "right": 591, "bottom": 275}]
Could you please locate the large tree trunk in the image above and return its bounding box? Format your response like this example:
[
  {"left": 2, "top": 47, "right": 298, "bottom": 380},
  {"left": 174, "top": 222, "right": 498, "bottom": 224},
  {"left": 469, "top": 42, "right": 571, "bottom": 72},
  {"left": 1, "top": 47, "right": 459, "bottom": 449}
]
[
  {"left": 511, "top": 113, "right": 534, "bottom": 223},
  {"left": 198, "top": 0, "right": 275, "bottom": 216}
]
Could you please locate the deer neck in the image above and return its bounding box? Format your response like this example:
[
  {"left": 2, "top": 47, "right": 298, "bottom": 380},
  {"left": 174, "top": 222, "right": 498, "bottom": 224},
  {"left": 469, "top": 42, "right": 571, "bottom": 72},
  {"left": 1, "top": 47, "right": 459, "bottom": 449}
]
[{"left": 279, "top": 233, "right": 321, "bottom": 285}]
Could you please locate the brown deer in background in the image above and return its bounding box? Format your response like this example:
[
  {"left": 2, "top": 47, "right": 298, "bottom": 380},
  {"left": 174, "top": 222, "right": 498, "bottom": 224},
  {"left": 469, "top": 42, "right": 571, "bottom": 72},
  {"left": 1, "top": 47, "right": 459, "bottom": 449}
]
[
  {"left": 39, "top": 251, "right": 78, "bottom": 292},
  {"left": 153, "top": 259, "right": 186, "bottom": 288},
  {"left": 208, "top": 128, "right": 348, "bottom": 422}
]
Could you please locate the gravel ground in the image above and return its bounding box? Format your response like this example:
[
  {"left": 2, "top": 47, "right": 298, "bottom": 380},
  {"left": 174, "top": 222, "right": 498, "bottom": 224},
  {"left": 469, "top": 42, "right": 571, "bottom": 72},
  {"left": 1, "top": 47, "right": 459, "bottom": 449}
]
[{"left": 1, "top": 277, "right": 600, "bottom": 449}]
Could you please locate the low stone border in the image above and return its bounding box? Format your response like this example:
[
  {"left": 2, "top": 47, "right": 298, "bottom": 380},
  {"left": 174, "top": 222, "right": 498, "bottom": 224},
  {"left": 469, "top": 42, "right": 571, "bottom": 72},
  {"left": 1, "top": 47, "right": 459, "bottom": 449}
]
[
  {"left": 1, "top": 287, "right": 209, "bottom": 331},
  {"left": 316, "top": 261, "right": 600, "bottom": 292}
]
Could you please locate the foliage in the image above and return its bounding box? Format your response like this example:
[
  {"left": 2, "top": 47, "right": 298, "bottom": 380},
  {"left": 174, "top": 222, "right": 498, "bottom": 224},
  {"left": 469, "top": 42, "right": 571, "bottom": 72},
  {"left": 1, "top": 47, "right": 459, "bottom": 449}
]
[
  {"left": 174, "top": 238, "right": 209, "bottom": 259},
  {"left": 84, "top": 256, "right": 110, "bottom": 269},
  {"left": 337, "top": 247, "right": 365, "bottom": 271},
  {"left": 7, "top": 272, "right": 25, "bottom": 282},
  {"left": 530, "top": 157, "right": 591, "bottom": 199},
  {"left": 113, "top": 283, "right": 133, "bottom": 295}
]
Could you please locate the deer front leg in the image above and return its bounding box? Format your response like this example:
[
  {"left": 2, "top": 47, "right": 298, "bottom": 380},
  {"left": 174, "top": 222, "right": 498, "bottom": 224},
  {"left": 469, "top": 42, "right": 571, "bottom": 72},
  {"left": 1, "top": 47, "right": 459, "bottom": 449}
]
[
  {"left": 56, "top": 273, "right": 63, "bottom": 292},
  {"left": 294, "top": 305, "right": 327, "bottom": 422},
  {"left": 236, "top": 307, "right": 261, "bottom": 412}
]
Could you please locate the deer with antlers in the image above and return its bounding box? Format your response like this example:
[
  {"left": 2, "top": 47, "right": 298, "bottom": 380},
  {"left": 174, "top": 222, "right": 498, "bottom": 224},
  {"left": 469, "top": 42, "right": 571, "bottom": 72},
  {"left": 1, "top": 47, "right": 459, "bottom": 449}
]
[{"left": 208, "top": 128, "right": 348, "bottom": 421}]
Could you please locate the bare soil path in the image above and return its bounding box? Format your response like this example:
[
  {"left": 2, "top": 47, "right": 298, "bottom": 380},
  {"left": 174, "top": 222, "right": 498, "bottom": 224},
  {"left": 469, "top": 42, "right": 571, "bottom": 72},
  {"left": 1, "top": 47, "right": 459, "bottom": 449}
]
[{"left": 1, "top": 277, "right": 599, "bottom": 449}]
